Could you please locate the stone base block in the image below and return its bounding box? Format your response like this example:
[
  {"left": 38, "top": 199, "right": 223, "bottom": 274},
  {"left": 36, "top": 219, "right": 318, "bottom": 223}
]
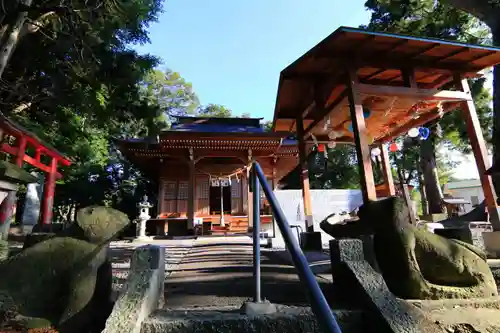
[
  {"left": 142, "top": 306, "right": 367, "bottom": 333},
  {"left": 300, "top": 232, "right": 322, "bottom": 252},
  {"left": 483, "top": 231, "right": 500, "bottom": 258},
  {"left": 134, "top": 236, "right": 154, "bottom": 242},
  {"left": 434, "top": 228, "right": 473, "bottom": 244},
  {"left": 241, "top": 300, "right": 277, "bottom": 316}
]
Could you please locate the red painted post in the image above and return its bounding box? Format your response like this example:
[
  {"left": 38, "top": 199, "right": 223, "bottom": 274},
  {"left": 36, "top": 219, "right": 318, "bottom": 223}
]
[
  {"left": 0, "top": 136, "right": 27, "bottom": 225},
  {"left": 40, "top": 158, "right": 58, "bottom": 225},
  {"left": 15, "top": 137, "right": 27, "bottom": 167}
]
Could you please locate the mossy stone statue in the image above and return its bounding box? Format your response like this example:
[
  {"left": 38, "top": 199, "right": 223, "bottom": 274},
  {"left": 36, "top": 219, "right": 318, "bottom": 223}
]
[
  {"left": 322, "top": 197, "right": 498, "bottom": 300},
  {"left": 0, "top": 206, "right": 129, "bottom": 333}
]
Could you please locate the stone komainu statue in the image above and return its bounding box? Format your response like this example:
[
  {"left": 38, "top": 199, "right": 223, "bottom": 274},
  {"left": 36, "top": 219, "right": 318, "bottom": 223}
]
[
  {"left": 0, "top": 206, "right": 130, "bottom": 333},
  {"left": 321, "top": 197, "right": 498, "bottom": 300}
]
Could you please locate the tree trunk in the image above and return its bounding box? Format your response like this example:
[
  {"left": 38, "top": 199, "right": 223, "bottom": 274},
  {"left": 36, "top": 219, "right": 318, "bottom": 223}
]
[
  {"left": 492, "top": 30, "right": 500, "bottom": 196},
  {"left": 420, "top": 139, "right": 445, "bottom": 214},
  {"left": 0, "top": 0, "right": 33, "bottom": 78},
  {"left": 418, "top": 164, "right": 429, "bottom": 215}
]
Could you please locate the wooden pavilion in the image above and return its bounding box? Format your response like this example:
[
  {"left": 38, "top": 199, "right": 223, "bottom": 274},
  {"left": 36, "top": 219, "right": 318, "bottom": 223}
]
[
  {"left": 117, "top": 116, "right": 309, "bottom": 236},
  {"left": 273, "top": 26, "right": 500, "bottom": 232}
]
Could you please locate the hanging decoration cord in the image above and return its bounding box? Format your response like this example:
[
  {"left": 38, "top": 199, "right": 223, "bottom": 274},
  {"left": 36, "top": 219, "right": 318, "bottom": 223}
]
[{"left": 195, "top": 166, "right": 247, "bottom": 180}]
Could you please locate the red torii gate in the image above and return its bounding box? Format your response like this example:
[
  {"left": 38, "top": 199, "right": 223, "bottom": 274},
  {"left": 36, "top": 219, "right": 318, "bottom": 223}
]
[{"left": 0, "top": 114, "right": 71, "bottom": 225}]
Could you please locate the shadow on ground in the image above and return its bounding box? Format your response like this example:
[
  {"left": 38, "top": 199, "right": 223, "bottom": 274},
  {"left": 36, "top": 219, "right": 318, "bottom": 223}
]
[{"left": 163, "top": 243, "right": 360, "bottom": 310}]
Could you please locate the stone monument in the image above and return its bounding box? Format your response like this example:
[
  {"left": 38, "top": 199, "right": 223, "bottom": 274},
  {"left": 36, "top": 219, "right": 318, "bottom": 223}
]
[
  {"left": 21, "top": 172, "right": 44, "bottom": 235},
  {"left": 0, "top": 161, "right": 38, "bottom": 260}
]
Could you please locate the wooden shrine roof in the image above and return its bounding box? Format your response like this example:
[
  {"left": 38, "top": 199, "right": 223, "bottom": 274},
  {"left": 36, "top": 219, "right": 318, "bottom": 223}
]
[
  {"left": 116, "top": 133, "right": 305, "bottom": 182},
  {"left": 273, "top": 26, "right": 500, "bottom": 144}
]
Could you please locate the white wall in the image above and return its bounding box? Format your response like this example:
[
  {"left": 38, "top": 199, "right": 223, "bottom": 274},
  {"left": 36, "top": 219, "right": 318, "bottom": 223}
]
[
  {"left": 261, "top": 189, "right": 363, "bottom": 249},
  {"left": 449, "top": 186, "right": 484, "bottom": 213}
]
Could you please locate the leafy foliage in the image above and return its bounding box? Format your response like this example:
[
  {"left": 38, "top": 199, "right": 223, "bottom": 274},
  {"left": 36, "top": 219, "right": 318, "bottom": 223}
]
[
  {"left": 196, "top": 104, "right": 233, "bottom": 118},
  {"left": 0, "top": 0, "right": 171, "bottom": 222}
]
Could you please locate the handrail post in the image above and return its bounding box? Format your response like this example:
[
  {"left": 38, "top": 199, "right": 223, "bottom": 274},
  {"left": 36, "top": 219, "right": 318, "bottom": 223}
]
[
  {"left": 252, "top": 165, "right": 261, "bottom": 303},
  {"left": 253, "top": 162, "right": 342, "bottom": 333}
]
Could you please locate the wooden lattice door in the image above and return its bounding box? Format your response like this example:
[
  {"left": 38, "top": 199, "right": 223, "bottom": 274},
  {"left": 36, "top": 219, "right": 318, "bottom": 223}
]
[{"left": 196, "top": 176, "right": 209, "bottom": 215}]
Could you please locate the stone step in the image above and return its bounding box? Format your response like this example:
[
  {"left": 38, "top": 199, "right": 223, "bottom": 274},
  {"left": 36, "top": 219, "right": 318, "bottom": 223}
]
[{"left": 141, "top": 306, "right": 369, "bottom": 333}]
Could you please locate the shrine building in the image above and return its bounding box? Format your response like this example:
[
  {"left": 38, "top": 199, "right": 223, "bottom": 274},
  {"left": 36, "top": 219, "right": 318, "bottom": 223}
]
[{"left": 117, "top": 116, "right": 309, "bottom": 236}]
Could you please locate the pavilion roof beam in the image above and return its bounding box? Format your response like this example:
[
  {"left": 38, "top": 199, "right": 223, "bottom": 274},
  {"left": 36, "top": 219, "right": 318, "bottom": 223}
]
[
  {"left": 302, "top": 89, "right": 348, "bottom": 138},
  {"left": 315, "top": 51, "right": 482, "bottom": 75},
  {"left": 356, "top": 83, "right": 472, "bottom": 102},
  {"left": 376, "top": 102, "right": 459, "bottom": 143},
  {"left": 353, "top": 40, "right": 410, "bottom": 83},
  {"left": 285, "top": 73, "right": 345, "bottom": 134}
]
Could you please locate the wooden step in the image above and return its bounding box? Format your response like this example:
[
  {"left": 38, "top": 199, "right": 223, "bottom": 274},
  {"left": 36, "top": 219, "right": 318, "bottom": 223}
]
[
  {"left": 230, "top": 221, "right": 248, "bottom": 226},
  {"left": 229, "top": 226, "right": 249, "bottom": 232}
]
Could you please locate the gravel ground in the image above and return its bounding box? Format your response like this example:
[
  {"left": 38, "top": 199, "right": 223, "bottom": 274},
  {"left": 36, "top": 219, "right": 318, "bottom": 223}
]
[{"left": 109, "top": 239, "right": 194, "bottom": 300}]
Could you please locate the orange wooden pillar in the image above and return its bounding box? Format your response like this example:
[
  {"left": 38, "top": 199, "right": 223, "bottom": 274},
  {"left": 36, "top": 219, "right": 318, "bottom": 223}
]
[
  {"left": 296, "top": 116, "right": 314, "bottom": 232},
  {"left": 40, "top": 157, "right": 57, "bottom": 225},
  {"left": 457, "top": 77, "right": 500, "bottom": 229},
  {"left": 187, "top": 150, "right": 195, "bottom": 231},
  {"left": 347, "top": 68, "right": 377, "bottom": 203},
  {"left": 380, "top": 143, "right": 396, "bottom": 196},
  {"left": 247, "top": 150, "right": 254, "bottom": 229}
]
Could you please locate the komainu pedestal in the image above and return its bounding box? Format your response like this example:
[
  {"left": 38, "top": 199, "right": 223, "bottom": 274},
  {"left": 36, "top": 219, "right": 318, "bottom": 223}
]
[{"left": 322, "top": 196, "right": 498, "bottom": 300}]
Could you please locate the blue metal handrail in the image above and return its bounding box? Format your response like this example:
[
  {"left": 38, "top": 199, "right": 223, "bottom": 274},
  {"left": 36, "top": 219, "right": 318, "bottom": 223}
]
[{"left": 250, "top": 162, "right": 342, "bottom": 333}]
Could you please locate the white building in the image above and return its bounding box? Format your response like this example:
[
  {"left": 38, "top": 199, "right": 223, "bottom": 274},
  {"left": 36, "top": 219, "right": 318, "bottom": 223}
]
[
  {"left": 443, "top": 179, "right": 483, "bottom": 213},
  {"left": 262, "top": 189, "right": 364, "bottom": 249}
]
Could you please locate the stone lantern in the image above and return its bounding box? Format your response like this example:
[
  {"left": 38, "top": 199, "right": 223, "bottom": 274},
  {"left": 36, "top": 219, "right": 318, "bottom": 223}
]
[{"left": 136, "top": 194, "right": 153, "bottom": 241}]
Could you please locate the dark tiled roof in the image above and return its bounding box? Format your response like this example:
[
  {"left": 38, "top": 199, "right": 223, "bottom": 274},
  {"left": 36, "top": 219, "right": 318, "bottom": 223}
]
[{"left": 171, "top": 123, "right": 264, "bottom": 133}]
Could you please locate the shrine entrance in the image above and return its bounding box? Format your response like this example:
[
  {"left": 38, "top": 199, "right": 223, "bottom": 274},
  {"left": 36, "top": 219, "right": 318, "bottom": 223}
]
[{"left": 209, "top": 183, "right": 231, "bottom": 215}]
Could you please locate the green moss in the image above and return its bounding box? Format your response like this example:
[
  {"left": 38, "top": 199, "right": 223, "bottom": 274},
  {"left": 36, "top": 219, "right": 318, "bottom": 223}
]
[
  {"left": 0, "top": 206, "right": 129, "bottom": 329},
  {"left": 0, "top": 161, "right": 38, "bottom": 184},
  {"left": 66, "top": 206, "right": 130, "bottom": 244}
]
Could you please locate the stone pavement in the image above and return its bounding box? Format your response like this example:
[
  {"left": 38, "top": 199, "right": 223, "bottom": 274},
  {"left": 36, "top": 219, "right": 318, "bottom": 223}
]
[
  {"left": 162, "top": 236, "right": 356, "bottom": 310},
  {"left": 109, "top": 238, "right": 194, "bottom": 300}
]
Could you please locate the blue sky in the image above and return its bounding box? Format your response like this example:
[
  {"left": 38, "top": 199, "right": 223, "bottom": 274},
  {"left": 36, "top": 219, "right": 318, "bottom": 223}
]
[{"left": 134, "top": 0, "right": 371, "bottom": 120}]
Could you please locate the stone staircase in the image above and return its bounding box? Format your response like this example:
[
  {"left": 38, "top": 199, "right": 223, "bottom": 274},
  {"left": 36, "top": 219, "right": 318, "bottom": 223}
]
[{"left": 138, "top": 237, "right": 382, "bottom": 333}]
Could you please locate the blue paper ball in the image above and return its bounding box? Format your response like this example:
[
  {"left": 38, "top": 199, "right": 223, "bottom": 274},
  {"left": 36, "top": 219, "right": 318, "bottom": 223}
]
[{"left": 419, "top": 127, "right": 430, "bottom": 140}]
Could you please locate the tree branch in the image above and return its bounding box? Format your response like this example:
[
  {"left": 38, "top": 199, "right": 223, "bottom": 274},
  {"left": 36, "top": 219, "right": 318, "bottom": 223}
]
[
  {"left": 23, "top": 11, "right": 57, "bottom": 36},
  {"left": 440, "top": 0, "right": 500, "bottom": 30}
]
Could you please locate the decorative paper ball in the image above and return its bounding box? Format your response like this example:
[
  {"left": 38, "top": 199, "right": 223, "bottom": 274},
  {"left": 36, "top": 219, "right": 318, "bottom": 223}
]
[
  {"left": 419, "top": 127, "right": 430, "bottom": 140},
  {"left": 363, "top": 108, "right": 371, "bottom": 119},
  {"left": 371, "top": 147, "right": 381, "bottom": 157},
  {"left": 408, "top": 127, "right": 419, "bottom": 138},
  {"left": 389, "top": 142, "right": 399, "bottom": 152}
]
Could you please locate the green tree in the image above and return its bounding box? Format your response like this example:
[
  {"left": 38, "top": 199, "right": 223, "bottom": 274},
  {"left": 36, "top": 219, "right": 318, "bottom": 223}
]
[
  {"left": 140, "top": 69, "right": 199, "bottom": 126},
  {"left": 281, "top": 144, "right": 363, "bottom": 190},
  {"left": 0, "top": 0, "right": 167, "bottom": 223},
  {"left": 196, "top": 104, "right": 233, "bottom": 118},
  {"left": 437, "top": 0, "right": 500, "bottom": 194}
]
